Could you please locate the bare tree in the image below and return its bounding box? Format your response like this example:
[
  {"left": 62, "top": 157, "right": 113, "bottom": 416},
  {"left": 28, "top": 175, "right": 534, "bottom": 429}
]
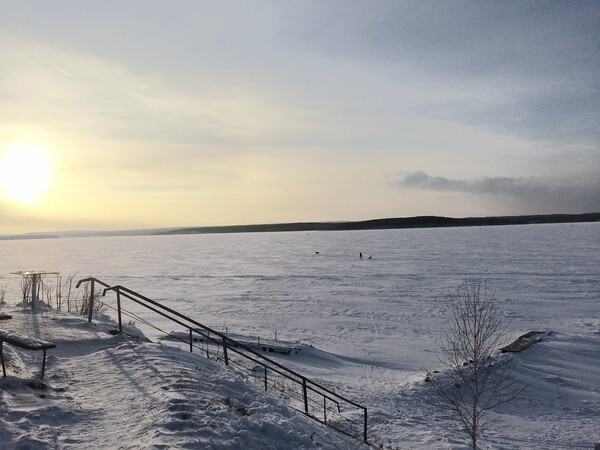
[
  {"left": 55, "top": 274, "right": 63, "bottom": 310},
  {"left": 63, "top": 273, "right": 77, "bottom": 313},
  {"left": 79, "top": 282, "right": 107, "bottom": 317},
  {"left": 20, "top": 276, "right": 31, "bottom": 305},
  {"left": 42, "top": 277, "right": 54, "bottom": 308},
  {"left": 427, "top": 281, "right": 525, "bottom": 450}
]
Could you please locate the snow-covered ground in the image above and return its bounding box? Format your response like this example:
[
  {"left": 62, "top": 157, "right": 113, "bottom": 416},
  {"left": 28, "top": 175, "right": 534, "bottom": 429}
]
[
  {"left": 0, "top": 306, "right": 365, "bottom": 449},
  {"left": 1, "top": 222, "right": 599, "bottom": 448}
]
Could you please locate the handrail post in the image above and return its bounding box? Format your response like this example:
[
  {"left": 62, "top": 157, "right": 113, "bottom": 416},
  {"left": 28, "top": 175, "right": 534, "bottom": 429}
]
[
  {"left": 264, "top": 367, "right": 268, "bottom": 391},
  {"left": 363, "top": 407, "right": 368, "bottom": 442},
  {"left": 303, "top": 378, "right": 308, "bottom": 414},
  {"left": 222, "top": 337, "right": 228, "bottom": 365},
  {"left": 116, "top": 289, "right": 123, "bottom": 333},
  {"left": 323, "top": 397, "right": 327, "bottom": 423},
  {"left": 87, "top": 279, "right": 95, "bottom": 323},
  {"left": 189, "top": 329, "right": 193, "bottom": 353}
]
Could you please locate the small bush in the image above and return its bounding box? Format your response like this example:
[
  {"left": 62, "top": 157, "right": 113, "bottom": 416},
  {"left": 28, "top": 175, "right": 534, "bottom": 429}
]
[{"left": 222, "top": 397, "right": 252, "bottom": 416}]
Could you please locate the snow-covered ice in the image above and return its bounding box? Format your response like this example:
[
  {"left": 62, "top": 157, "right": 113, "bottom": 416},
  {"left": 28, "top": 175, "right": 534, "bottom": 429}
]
[{"left": 1, "top": 222, "right": 599, "bottom": 448}]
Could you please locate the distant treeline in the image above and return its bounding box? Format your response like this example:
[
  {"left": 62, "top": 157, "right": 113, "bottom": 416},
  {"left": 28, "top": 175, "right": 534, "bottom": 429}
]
[
  {"left": 2, "top": 212, "right": 598, "bottom": 241},
  {"left": 158, "top": 212, "right": 600, "bottom": 236},
  {"left": 0, "top": 234, "right": 61, "bottom": 241}
]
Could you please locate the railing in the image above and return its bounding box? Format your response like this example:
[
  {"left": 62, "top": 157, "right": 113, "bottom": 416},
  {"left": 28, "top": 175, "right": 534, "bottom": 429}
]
[{"left": 76, "top": 277, "right": 368, "bottom": 443}]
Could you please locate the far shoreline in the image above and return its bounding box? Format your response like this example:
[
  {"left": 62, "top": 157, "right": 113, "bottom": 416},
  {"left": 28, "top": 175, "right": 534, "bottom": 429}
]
[
  {"left": 1, "top": 212, "right": 599, "bottom": 241},
  {"left": 159, "top": 212, "right": 600, "bottom": 235}
]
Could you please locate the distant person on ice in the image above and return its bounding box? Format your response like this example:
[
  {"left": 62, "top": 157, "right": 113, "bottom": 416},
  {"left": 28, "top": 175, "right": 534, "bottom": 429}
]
[{"left": 359, "top": 252, "right": 363, "bottom": 259}]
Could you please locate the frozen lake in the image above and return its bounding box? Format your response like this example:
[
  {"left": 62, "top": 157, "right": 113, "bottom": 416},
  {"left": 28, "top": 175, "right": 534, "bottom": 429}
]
[
  {"left": 2, "top": 222, "right": 598, "bottom": 340},
  {"left": 1, "top": 222, "right": 599, "bottom": 447}
]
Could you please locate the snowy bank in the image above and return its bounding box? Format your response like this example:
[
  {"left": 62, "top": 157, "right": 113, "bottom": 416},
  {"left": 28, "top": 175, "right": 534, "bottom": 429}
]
[{"left": 0, "top": 306, "right": 366, "bottom": 449}]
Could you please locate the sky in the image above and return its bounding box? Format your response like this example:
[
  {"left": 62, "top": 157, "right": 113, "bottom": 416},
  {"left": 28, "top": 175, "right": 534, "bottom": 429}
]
[{"left": 0, "top": 1, "right": 598, "bottom": 234}]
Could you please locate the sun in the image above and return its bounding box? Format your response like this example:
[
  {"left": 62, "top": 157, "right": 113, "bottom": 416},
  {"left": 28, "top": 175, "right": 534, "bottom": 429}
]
[{"left": 0, "top": 143, "right": 52, "bottom": 204}]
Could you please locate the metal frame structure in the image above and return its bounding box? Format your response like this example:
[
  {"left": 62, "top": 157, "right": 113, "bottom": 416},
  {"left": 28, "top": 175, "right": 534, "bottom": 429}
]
[{"left": 12, "top": 271, "right": 59, "bottom": 311}]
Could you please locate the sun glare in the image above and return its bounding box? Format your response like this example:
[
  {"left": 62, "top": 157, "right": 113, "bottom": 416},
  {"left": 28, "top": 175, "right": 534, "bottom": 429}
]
[{"left": 0, "top": 143, "right": 52, "bottom": 204}]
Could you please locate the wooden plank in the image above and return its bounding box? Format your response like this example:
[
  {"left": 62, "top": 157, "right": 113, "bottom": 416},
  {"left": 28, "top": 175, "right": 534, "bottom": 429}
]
[{"left": 0, "top": 329, "right": 56, "bottom": 350}]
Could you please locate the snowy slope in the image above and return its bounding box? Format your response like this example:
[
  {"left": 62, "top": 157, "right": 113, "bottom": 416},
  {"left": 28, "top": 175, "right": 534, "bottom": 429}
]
[
  {"left": 0, "top": 307, "right": 365, "bottom": 449},
  {"left": 2, "top": 305, "right": 598, "bottom": 449}
]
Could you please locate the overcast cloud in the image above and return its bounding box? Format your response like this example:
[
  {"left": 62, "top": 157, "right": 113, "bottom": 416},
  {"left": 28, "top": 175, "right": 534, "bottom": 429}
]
[
  {"left": 292, "top": 1, "right": 600, "bottom": 145},
  {"left": 0, "top": 1, "right": 598, "bottom": 233},
  {"left": 400, "top": 171, "right": 600, "bottom": 214}
]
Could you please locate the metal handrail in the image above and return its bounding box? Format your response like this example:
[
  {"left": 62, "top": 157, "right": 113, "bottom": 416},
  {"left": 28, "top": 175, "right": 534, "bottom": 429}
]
[
  {"left": 75, "top": 277, "right": 112, "bottom": 323},
  {"left": 77, "top": 277, "right": 368, "bottom": 443}
]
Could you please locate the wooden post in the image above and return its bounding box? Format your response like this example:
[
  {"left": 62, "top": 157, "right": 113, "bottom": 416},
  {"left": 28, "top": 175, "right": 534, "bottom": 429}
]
[
  {"left": 323, "top": 397, "right": 327, "bottom": 423},
  {"left": 0, "top": 341, "right": 5, "bottom": 377},
  {"left": 116, "top": 289, "right": 122, "bottom": 333},
  {"left": 189, "top": 329, "right": 193, "bottom": 353},
  {"left": 87, "top": 279, "right": 95, "bottom": 323},
  {"left": 41, "top": 349, "right": 47, "bottom": 379}
]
